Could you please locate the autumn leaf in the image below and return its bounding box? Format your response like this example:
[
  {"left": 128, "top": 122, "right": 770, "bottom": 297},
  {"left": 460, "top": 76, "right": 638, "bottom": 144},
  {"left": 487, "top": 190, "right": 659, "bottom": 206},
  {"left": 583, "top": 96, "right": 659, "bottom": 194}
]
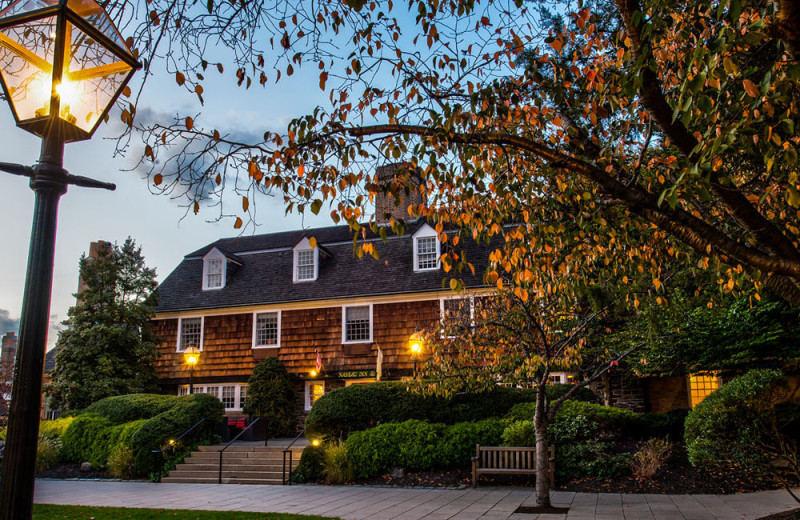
[
  {"left": 175, "top": 72, "right": 185, "bottom": 86},
  {"left": 242, "top": 196, "right": 249, "bottom": 212},
  {"left": 308, "top": 237, "right": 317, "bottom": 248},
  {"left": 122, "top": 86, "right": 131, "bottom": 97},
  {"left": 185, "top": 117, "right": 193, "bottom": 130},
  {"left": 742, "top": 79, "right": 759, "bottom": 98},
  {"left": 234, "top": 217, "right": 243, "bottom": 229},
  {"left": 153, "top": 173, "right": 162, "bottom": 185}
]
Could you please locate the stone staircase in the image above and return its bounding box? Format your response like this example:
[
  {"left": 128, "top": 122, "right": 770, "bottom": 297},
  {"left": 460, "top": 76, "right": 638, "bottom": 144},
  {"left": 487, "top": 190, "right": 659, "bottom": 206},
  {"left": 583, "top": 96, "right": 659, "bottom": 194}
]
[{"left": 162, "top": 444, "right": 304, "bottom": 484}]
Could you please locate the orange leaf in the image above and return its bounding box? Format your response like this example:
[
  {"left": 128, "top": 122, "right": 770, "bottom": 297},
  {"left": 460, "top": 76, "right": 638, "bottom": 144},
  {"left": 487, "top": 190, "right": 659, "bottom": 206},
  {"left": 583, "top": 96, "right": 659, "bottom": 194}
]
[
  {"left": 242, "top": 196, "right": 249, "bottom": 212},
  {"left": 185, "top": 116, "right": 194, "bottom": 130},
  {"left": 298, "top": 164, "right": 305, "bottom": 177},
  {"left": 234, "top": 217, "right": 243, "bottom": 229},
  {"left": 308, "top": 237, "right": 317, "bottom": 249},
  {"left": 742, "top": 79, "right": 759, "bottom": 97},
  {"left": 176, "top": 72, "right": 185, "bottom": 86},
  {"left": 122, "top": 86, "right": 131, "bottom": 97},
  {"left": 153, "top": 173, "right": 162, "bottom": 185}
]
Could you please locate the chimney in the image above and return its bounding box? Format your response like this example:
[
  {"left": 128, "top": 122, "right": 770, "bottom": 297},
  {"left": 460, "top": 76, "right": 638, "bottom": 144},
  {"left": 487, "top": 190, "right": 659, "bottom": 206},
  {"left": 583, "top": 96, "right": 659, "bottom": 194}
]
[
  {"left": 374, "top": 163, "right": 424, "bottom": 224},
  {"left": 76, "top": 240, "right": 112, "bottom": 303},
  {"left": 0, "top": 332, "right": 17, "bottom": 382}
]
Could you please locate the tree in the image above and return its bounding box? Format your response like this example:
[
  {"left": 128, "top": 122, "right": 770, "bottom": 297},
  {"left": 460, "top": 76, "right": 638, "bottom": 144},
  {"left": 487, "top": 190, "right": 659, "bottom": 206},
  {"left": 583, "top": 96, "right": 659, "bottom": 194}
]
[
  {"left": 46, "top": 239, "right": 159, "bottom": 411},
  {"left": 243, "top": 357, "right": 296, "bottom": 438},
  {"left": 107, "top": 0, "right": 800, "bottom": 307},
  {"left": 418, "top": 281, "right": 642, "bottom": 508}
]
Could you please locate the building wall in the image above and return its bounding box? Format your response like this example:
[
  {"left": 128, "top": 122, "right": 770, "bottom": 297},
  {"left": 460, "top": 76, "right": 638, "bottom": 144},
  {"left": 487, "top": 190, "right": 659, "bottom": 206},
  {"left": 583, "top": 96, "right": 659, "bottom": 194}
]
[{"left": 647, "top": 376, "right": 690, "bottom": 413}]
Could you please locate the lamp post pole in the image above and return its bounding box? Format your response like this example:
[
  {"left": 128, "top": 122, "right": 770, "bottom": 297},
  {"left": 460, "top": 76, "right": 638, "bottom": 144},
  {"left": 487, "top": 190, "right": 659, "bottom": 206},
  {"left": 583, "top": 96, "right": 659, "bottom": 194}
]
[
  {"left": 189, "top": 364, "right": 194, "bottom": 394},
  {"left": 0, "top": 135, "right": 66, "bottom": 520}
]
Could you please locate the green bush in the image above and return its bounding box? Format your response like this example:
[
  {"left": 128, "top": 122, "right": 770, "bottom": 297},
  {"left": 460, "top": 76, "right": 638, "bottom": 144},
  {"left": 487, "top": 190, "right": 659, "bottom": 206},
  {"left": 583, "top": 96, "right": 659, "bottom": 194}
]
[
  {"left": 107, "top": 445, "right": 136, "bottom": 479},
  {"left": 346, "top": 418, "right": 506, "bottom": 479},
  {"left": 639, "top": 409, "right": 689, "bottom": 440},
  {"left": 305, "top": 382, "right": 534, "bottom": 438},
  {"left": 685, "top": 369, "right": 795, "bottom": 468},
  {"left": 36, "top": 435, "right": 62, "bottom": 473},
  {"left": 556, "top": 400, "right": 639, "bottom": 436},
  {"left": 243, "top": 358, "right": 296, "bottom": 438},
  {"left": 556, "top": 440, "right": 632, "bottom": 481},
  {"left": 82, "top": 394, "right": 179, "bottom": 424},
  {"left": 322, "top": 441, "right": 355, "bottom": 484},
  {"left": 129, "top": 393, "right": 224, "bottom": 475},
  {"left": 501, "top": 420, "right": 535, "bottom": 447},
  {"left": 59, "top": 414, "right": 115, "bottom": 464},
  {"left": 546, "top": 384, "right": 599, "bottom": 404},
  {"left": 291, "top": 445, "right": 325, "bottom": 483},
  {"left": 39, "top": 417, "right": 74, "bottom": 440}
]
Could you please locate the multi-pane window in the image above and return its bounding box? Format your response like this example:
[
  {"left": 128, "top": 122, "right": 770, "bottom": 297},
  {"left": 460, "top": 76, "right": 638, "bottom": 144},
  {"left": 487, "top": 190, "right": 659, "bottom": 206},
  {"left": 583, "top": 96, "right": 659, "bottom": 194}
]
[
  {"left": 254, "top": 312, "right": 280, "bottom": 347},
  {"left": 416, "top": 236, "right": 439, "bottom": 270},
  {"left": 689, "top": 373, "right": 721, "bottom": 408},
  {"left": 221, "top": 386, "right": 236, "bottom": 408},
  {"left": 177, "top": 384, "right": 248, "bottom": 411},
  {"left": 344, "top": 305, "right": 371, "bottom": 343},
  {"left": 305, "top": 382, "right": 325, "bottom": 411},
  {"left": 296, "top": 249, "right": 315, "bottom": 281},
  {"left": 206, "top": 258, "right": 223, "bottom": 289},
  {"left": 178, "top": 317, "right": 202, "bottom": 351}
]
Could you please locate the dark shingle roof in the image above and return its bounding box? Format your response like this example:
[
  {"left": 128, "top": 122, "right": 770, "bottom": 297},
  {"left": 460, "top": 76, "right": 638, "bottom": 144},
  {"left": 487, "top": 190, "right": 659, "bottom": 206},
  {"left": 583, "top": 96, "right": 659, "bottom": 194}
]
[{"left": 156, "top": 219, "right": 497, "bottom": 313}]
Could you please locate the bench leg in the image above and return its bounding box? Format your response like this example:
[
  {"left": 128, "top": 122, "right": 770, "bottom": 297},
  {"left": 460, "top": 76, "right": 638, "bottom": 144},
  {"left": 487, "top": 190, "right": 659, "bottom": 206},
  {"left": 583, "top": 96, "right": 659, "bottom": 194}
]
[{"left": 472, "top": 464, "right": 477, "bottom": 488}]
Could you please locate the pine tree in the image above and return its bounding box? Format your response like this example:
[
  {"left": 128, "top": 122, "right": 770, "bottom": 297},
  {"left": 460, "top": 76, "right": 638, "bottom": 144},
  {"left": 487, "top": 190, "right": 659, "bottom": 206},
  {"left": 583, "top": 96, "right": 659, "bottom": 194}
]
[{"left": 47, "top": 238, "right": 159, "bottom": 411}]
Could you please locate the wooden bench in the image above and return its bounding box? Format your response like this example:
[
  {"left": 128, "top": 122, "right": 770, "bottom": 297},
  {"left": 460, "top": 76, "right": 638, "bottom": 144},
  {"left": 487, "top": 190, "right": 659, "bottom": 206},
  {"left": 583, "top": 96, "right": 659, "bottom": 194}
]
[{"left": 471, "top": 445, "right": 555, "bottom": 488}]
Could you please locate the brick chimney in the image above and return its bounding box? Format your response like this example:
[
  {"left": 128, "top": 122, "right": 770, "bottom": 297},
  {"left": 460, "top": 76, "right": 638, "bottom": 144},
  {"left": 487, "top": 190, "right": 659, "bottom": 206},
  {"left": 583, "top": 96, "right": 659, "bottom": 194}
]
[
  {"left": 374, "top": 163, "right": 424, "bottom": 224},
  {"left": 0, "top": 332, "right": 17, "bottom": 383},
  {"left": 76, "top": 240, "right": 112, "bottom": 303}
]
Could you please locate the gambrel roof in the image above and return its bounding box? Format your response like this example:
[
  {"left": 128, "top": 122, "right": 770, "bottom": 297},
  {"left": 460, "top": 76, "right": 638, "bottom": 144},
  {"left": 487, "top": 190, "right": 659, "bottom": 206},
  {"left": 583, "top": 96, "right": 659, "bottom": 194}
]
[{"left": 156, "top": 219, "right": 497, "bottom": 313}]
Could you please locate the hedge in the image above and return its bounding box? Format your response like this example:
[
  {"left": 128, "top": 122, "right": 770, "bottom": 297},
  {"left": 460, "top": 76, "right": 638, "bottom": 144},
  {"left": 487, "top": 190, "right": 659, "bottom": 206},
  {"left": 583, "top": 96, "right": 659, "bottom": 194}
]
[
  {"left": 305, "top": 382, "right": 584, "bottom": 438},
  {"left": 346, "top": 418, "right": 505, "bottom": 479},
  {"left": 81, "top": 394, "right": 180, "bottom": 423}
]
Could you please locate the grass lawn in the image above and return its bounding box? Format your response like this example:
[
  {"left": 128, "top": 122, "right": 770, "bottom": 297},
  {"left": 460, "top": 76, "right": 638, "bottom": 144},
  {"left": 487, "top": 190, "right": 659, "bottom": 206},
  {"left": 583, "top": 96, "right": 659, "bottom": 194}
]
[{"left": 33, "top": 504, "right": 340, "bottom": 520}]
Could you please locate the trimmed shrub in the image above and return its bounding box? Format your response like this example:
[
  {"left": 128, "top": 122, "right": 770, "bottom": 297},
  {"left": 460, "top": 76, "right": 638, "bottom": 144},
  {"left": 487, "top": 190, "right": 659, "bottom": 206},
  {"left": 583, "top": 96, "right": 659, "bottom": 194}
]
[
  {"left": 292, "top": 444, "right": 325, "bottom": 483},
  {"left": 546, "top": 384, "right": 599, "bottom": 404},
  {"left": 555, "top": 400, "right": 639, "bottom": 436},
  {"left": 501, "top": 420, "right": 535, "bottom": 447},
  {"left": 685, "top": 369, "right": 796, "bottom": 468},
  {"left": 59, "top": 414, "right": 114, "bottom": 464},
  {"left": 107, "top": 445, "right": 136, "bottom": 479},
  {"left": 82, "top": 394, "right": 179, "bottom": 424},
  {"left": 36, "top": 435, "right": 62, "bottom": 472},
  {"left": 322, "top": 441, "right": 355, "bottom": 484},
  {"left": 346, "top": 418, "right": 506, "bottom": 479},
  {"left": 39, "top": 417, "right": 74, "bottom": 440},
  {"left": 243, "top": 358, "right": 296, "bottom": 438},
  {"left": 305, "top": 382, "right": 534, "bottom": 438}
]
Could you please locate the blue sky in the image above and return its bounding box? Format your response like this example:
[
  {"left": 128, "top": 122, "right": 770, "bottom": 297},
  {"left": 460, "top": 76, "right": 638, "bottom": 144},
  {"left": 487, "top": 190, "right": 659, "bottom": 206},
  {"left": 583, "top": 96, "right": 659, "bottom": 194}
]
[{"left": 0, "top": 55, "right": 332, "bottom": 349}]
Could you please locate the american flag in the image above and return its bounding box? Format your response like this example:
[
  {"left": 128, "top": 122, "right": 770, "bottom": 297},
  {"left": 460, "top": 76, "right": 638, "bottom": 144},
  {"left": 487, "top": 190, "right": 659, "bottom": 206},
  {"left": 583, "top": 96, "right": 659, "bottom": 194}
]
[{"left": 315, "top": 348, "right": 323, "bottom": 372}]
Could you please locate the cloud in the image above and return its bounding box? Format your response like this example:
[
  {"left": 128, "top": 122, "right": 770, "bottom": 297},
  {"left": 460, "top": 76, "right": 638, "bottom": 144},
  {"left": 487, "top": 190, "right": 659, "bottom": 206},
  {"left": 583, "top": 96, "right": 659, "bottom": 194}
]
[{"left": 0, "top": 310, "right": 18, "bottom": 336}]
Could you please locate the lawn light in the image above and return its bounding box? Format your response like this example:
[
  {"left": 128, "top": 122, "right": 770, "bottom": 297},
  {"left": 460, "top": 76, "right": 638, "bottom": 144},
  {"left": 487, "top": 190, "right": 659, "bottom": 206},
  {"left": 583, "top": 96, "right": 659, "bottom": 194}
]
[{"left": 0, "top": 1, "right": 140, "bottom": 518}]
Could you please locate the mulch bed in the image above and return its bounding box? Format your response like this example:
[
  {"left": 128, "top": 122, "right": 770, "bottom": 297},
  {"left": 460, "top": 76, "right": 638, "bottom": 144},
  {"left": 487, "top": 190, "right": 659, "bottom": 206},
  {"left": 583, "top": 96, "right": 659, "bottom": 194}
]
[{"left": 37, "top": 464, "right": 113, "bottom": 480}]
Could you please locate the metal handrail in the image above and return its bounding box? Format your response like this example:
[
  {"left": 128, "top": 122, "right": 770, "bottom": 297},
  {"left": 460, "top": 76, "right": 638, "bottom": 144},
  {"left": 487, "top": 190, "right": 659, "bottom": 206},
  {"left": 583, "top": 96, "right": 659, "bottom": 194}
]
[
  {"left": 217, "top": 417, "right": 261, "bottom": 484},
  {"left": 282, "top": 428, "right": 305, "bottom": 485},
  {"left": 151, "top": 418, "right": 206, "bottom": 483}
]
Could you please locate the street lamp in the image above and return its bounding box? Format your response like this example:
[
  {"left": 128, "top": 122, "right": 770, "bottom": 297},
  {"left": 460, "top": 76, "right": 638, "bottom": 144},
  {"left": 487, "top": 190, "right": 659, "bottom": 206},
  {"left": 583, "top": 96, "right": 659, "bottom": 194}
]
[
  {"left": 0, "top": 1, "right": 140, "bottom": 518},
  {"left": 409, "top": 332, "right": 423, "bottom": 375},
  {"left": 184, "top": 346, "right": 200, "bottom": 394}
]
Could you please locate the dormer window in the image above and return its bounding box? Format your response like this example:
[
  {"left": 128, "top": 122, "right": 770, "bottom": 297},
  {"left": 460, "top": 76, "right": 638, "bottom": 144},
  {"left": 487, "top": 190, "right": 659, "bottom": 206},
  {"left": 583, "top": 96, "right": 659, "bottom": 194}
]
[
  {"left": 202, "top": 248, "right": 228, "bottom": 291},
  {"left": 413, "top": 224, "right": 440, "bottom": 272},
  {"left": 293, "top": 238, "right": 319, "bottom": 282}
]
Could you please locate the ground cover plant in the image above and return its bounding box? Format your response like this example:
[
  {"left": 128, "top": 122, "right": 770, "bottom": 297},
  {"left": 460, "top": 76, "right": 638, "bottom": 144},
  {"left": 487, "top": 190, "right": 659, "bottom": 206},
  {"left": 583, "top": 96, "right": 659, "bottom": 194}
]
[{"left": 32, "top": 504, "right": 339, "bottom": 520}]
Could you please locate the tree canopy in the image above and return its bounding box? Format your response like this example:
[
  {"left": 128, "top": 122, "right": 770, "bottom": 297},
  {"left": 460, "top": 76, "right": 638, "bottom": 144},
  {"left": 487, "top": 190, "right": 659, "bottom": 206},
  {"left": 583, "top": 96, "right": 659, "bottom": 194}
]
[
  {"left": 100, "top": 0, "right": 800, "bottom": 307},
  {"left": 46, "top": 239, "right": 159, "bottom": 411}
]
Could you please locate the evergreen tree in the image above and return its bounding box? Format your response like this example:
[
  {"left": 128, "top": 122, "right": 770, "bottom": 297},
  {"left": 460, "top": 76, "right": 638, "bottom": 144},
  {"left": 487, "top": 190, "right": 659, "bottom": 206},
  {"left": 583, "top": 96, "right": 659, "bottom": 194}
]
[
  {"left": 47, "top": 238, "right": 159, "bottom": 411},
  {"left": 243, "top": 358, "right": 296, "bottom": 438}
]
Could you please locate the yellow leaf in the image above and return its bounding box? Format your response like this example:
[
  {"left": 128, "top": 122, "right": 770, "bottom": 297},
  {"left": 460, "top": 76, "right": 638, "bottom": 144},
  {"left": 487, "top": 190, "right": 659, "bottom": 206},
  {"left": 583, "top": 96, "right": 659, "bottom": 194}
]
[
  {"left": 234, "top": 217, "right": 243, "bottom": 229},
  {"left": 308, "top": 237, "right": 317, "bottom": 249},
  {"left": 450, "top": 278, "right": 458, "bottom": 290},
  {"left": 742, "top": 79, "right": 759, "bottom": 98},
  {"left": 653, "top": 278, "right": 661, "bottom": 290},
  {"left": 153, "top": 173, "right": 162, "bottom": 185}
]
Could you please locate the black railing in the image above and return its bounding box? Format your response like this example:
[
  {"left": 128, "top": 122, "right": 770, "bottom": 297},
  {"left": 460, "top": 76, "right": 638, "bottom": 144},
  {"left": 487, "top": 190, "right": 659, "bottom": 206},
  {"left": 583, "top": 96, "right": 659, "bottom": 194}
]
[
  {"left": 151, "top": 418, "right": 206, "bottom": 483},
  {"left": 282, "top": 428, "right": 305, "bottom": 485},
  {"left": 217, "top": 417, "right": 261, "bottom": 484}
]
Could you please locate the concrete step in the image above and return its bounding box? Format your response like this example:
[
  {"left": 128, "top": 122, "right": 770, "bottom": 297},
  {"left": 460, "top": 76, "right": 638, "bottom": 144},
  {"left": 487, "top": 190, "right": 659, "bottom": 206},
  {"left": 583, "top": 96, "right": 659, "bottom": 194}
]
[
  {"left": 183, "top": 455, "right": 296, "bottom": 464},
  {"left": 164, "top": 444, "right": 303, "bottom": 484},
  {"left": 196, "top": 445, "right": 304, "bottom": 453},
  {"left": 162, "top": 476, "right": 284, "bottom": 484},
  {"left": 167, "top": 469, "right": 286, "bottom": 479},
  {"left": 173, "top": 463, "right": 294, "bottom": 473}
]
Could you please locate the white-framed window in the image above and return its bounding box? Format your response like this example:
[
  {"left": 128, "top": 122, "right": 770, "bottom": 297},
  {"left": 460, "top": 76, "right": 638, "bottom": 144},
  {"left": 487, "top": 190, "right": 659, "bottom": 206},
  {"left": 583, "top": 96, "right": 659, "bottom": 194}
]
[
  {"left": 293, "top": 238, "right": 319, "bottom": 282},
  {"left": 440, "top": 297, "right": 474, "bottom": 337},
  {"left": 343, "top": 304, "right": 372, "bottom": 343},
  {"left": 548, "top": 372, "right": 575, "bottom": 384},
  {"left": 305, "top": 381, "right": 325, "bottom": 411},
  {"left": 253, "top": 311, "right": 281, "bottom": 348},
  {"left": 413, "top": 224, "right": 440, "bottom": 272},
  {"left": 202, "top": 248, "right": 227, "bottom": 291},
  {"left": 177, "top": 383, "right": 248, "bottom": 411},
  {"left": 177, "top": 317, "right": 203, "bottom": 352}
]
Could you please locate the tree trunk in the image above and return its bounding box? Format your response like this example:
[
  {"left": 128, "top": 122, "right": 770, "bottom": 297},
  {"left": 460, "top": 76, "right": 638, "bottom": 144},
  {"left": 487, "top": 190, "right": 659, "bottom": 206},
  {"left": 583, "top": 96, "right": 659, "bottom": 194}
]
[{"left": 533, "top": 386, "right": 551, "bottom": 508}]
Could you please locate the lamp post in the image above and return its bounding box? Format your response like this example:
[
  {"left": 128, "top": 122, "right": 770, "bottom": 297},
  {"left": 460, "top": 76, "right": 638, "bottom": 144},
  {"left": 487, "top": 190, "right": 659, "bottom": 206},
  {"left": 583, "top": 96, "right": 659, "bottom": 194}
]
[
  {"left": 409, "top": 332, "right": 423, "bottom": 376},
  {"left": 184, "top": 347, "right": 200, "bottom": 394},
  {"left": 0, "top": 1, "right": 140, "bottom": 518}
]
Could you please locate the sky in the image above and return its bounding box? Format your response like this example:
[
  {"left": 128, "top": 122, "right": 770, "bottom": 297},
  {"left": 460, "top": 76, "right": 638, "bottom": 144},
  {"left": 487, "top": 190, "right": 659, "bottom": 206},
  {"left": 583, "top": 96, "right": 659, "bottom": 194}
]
[{"left": 0, "top": 53, "right": 332, "bottom": 350}]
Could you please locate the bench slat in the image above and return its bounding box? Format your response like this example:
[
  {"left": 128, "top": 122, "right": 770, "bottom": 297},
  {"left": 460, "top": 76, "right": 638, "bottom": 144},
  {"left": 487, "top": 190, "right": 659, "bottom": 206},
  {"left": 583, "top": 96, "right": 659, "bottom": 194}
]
[{"left": 471, "top": 445, "right": 555, "bottom": 488}]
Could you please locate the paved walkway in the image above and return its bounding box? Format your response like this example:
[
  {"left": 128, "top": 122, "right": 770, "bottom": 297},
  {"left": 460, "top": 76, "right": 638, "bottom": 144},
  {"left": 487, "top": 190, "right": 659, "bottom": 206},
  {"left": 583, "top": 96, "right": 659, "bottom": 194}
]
[{"left": 34, "top": 480, "right": 799, "bottom": 519}]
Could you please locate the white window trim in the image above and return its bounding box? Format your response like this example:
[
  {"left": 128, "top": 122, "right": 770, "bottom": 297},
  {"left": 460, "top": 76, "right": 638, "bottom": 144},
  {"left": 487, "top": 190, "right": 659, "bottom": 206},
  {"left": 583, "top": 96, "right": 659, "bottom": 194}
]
[
  {"left": 439, "top": 296, "right": 475, "bottom": 338},
  {"left": 178, "top": 383, "right": 248, "bottom": 411},
  {"left": 202, "top": 248, "right": 227, "bottom": 291},
  {"left": 342, "top": 303, "right": 373, "bottom": 344},
  {"left": 252, "top": 310, "right": 282, "bottom": 349},
  {"left": 304, "top": 381, "right": 325, "bottom": 411},
  {"left": 412, "top": 224, "right": 440, "bottom": 272},
  {"left": 176, "top": 316, "right": 204, "bottom": 352},
  {"left": 293, "top": 237, "right": 319, "bottom": 283}
]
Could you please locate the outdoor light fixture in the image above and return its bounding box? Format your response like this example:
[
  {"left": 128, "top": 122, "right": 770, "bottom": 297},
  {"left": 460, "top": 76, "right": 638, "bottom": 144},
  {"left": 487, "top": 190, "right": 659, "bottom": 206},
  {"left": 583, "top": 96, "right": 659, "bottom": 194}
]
[
  {"left": 312, "top": 439, "right": 321, "bottom": 447},
  {"left": 184, "top": 346, "right": 200, "bottom": 394},
  {"left": 310, "top": 369, "right": 318, "bottom": 377},
  {"left": 0, "top": 1, "right": 140, "bottom": 518},
  {"left": 409, "top": 332, "right": 424, "bottom": 375}
]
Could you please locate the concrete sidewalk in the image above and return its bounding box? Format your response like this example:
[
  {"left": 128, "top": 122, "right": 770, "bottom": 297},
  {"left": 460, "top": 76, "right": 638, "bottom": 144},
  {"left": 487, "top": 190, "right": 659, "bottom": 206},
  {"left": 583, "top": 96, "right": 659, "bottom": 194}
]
[{"left": 34, "top": 479, "right": 800, "bottom": 519}]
